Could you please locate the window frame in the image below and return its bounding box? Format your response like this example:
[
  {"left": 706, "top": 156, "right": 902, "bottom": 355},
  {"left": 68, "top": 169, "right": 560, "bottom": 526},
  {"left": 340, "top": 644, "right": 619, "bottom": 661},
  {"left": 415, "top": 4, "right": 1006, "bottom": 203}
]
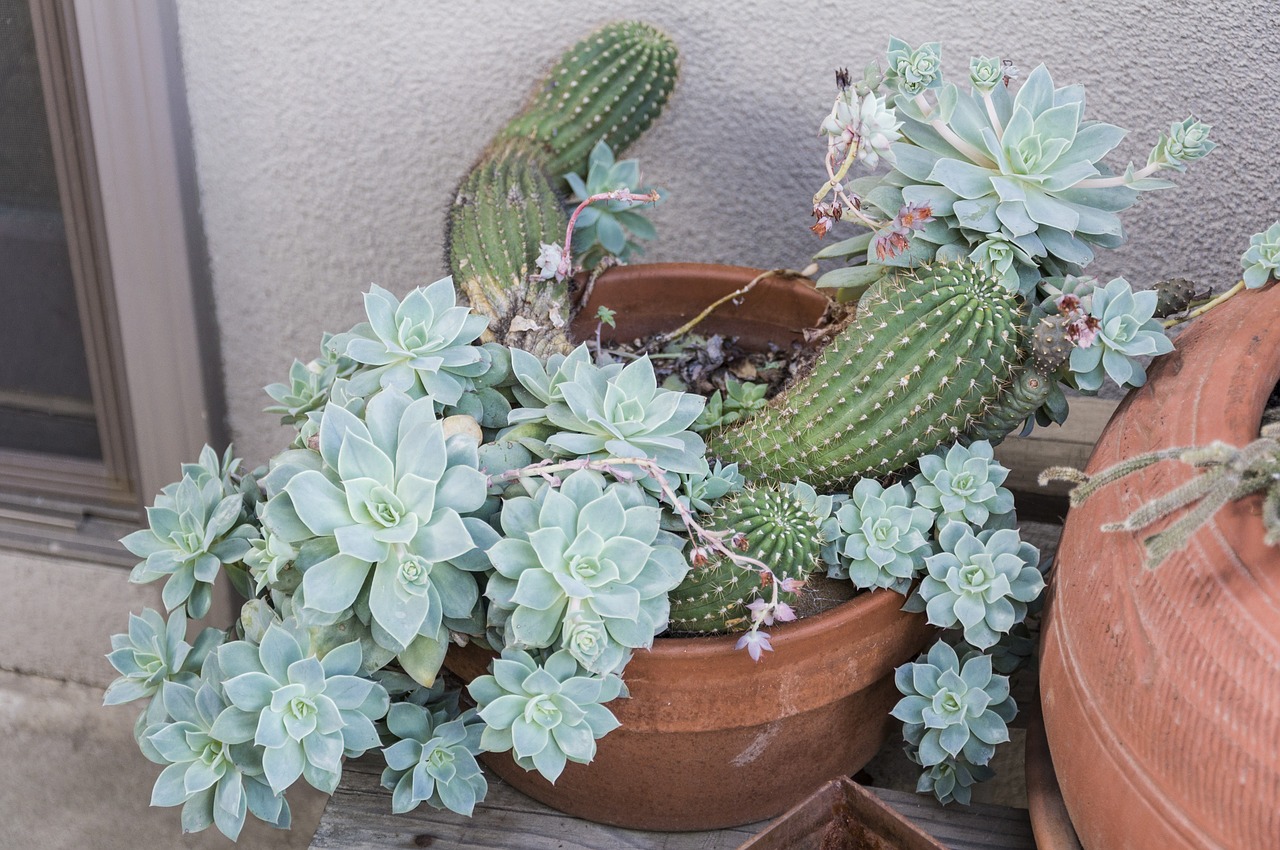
[{"left": 0, "top": 0, "right": 221, "bottom": 564}]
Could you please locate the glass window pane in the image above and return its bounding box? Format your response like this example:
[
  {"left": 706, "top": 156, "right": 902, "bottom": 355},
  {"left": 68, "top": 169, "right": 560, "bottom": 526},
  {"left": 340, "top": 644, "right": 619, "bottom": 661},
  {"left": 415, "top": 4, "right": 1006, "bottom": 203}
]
[{"left": 0, "top": 0, "right": 100, "bottom": 459}]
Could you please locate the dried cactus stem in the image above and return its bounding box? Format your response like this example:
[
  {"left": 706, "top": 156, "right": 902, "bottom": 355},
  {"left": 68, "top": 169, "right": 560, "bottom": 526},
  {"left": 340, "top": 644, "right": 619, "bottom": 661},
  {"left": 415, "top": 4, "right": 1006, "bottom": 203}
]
[
  {"left": 447, "top": 139, "right": 572, "bottom": 357},
  {"left": 709, "top": 263, "right": 1022, "bottom": 488}
]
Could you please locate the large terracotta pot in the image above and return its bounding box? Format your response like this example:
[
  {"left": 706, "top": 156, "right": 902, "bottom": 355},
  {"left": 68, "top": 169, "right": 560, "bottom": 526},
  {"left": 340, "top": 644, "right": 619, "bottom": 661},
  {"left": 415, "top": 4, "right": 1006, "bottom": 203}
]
[
  {"left": 1038, "top": 283, "right": 1280, "bottom": 850},
  {"left": 447, "top": 263, "right": 935, "bottom": 831}
]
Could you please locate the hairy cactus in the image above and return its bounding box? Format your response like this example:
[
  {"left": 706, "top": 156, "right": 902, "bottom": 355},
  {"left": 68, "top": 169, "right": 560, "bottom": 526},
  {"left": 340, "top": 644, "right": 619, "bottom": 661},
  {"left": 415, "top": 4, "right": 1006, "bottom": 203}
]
[
  {"left": 500, "top": 21, "right": 679, "bottom": 183},
  {"left": 447, "top": 139, "right": 570, "bottom": 357},
  {"left": 964, "top": 362, "right": 1054, "bottom": 445},
  {"left": 710, "top": 263, "right": 1022, "bottom": 488},
  {"left": 668, "top": 483, "right": 831, "bottom": 634}
]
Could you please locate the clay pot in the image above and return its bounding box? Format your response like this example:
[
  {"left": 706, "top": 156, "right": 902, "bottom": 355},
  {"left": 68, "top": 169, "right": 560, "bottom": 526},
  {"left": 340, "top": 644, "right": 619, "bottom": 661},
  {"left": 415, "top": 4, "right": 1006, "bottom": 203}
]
[
  {"left": 447, "top": 263, "right": 934, "bottom": 831},
  {"left": 1037, "top": 283, "right": 1280, "bottom": 850}
]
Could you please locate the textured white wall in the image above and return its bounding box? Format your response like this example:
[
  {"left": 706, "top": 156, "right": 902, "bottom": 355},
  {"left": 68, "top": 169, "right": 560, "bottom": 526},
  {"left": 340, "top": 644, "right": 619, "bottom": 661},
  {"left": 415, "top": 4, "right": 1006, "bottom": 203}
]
[{"left": 175, "top": 0, "right": 1280, "bottom": 465}]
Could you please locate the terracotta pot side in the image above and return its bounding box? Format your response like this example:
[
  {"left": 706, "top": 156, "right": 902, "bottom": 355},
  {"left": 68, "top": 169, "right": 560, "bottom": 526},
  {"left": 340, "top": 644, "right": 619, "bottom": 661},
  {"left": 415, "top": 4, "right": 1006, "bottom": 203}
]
[
  {"left": 1039, "top": 283, "right": 1280, "bottom": 850},
  {"left": 448, "top": 264, "right": 934, "bottom": 831}
]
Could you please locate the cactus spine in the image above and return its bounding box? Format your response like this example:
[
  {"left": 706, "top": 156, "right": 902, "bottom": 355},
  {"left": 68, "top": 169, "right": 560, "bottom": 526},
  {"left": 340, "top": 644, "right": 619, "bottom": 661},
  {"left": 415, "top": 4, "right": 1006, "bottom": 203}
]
[
  {"left": 500, "top": 21, "right": 679, "bottom": 185},
  {"left": 447, "top": 21, "right": 679, "bottom": 355},
  {"left": 708, "top": 263, "right": 1023, "bottom": 489},
  {"left": 668, "top": 486, "right": 824, "bottom": 634}
]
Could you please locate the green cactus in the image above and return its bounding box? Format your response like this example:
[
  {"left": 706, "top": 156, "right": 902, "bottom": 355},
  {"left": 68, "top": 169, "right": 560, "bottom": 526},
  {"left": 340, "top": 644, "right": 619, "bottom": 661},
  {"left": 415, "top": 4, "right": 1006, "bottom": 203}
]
[
  {"left": 500, "top": 21, "right": 679, "bottom": 184},
  {"left": 709, "top": 263, "right": 1023, "bottom": 489},
  {"left": 668, "top": 485, "right": 827, "bottom": 634},
  {"left": 964, "top": 362, "right": 1053, "bottom": 445},
  {"left": 1029, "top": 314, "right": 1072, "bottom": 376},
  {"left": 447, "top": 139, "right": 570, "bottom": 357},
  {"left": 1152, "top": 277, "right": 1198, "bottom": 317}
]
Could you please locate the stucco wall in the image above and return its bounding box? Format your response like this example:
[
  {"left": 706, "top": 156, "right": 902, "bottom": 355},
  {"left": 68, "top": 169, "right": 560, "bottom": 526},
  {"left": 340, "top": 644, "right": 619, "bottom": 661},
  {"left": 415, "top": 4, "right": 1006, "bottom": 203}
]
[{"left": 175, "top": 0, "right": 1280, "bottom": 465}]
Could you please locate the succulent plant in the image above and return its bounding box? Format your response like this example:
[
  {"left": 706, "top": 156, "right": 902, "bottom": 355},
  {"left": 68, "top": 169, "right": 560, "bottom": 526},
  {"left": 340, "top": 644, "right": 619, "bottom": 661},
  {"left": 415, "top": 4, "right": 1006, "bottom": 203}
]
[
  {"left": 963, "top": 362, "right": 1054, "bottom": 445},
  {"left": 1242, "top": 220, "right": 1280, "bottom": 288},
  {"left": 1067, "top": 277, "right": 1174, "bottom": 392},
  {"left": 123, "top": 472, "right": 258, "bottom": 618},
  {"left": 258, "top": 389, "right": 488, "bottom": 675},
  {"left": 711, "top": 263, "right": 1022, "bottom": 488},
  {"left": 821, "top": 479, "right": 935, "bottom": 594},
  {"left": 672, "top": 459, "right": 744, "bottom": 515},
  {"left": 508, "top": 344, "right": 620, "bottom": 423},
  {"left": 820, "top": 88, "right": 903, "bottom": 168},
  {"left": 105, "top": 608, "right": 223, "bottom": 706},
  {"left": 909, "top": 749, "right": 995, "bottom": 806},
  {"left": 380, "top": 702, "right": 487, "bottom": 816},
  {"left": 328, "top": 279, "right": 491, "bottom": 405},
  {"left": 468, "top": 648, "right": 624, "bottom": 783},
  {"left": 1151, "top": 277, "right": 1199, "bottom": 318},
  {"left": 265, "top": 357, "right": 342, "bottom": 426},
  {"left": 669, "top": 482, "right": 832, "bottom": 633},
  {"left": 145, "top": 675, "right": 290, "bottom": 840},
  {"left": 243, "top": 528, "right": 300, "bottom": 595},
  {"left": 564, "top": 141, "right": 661, "bottom": 266},
  {"left": 486, "top": 469, "right": 688, "bottom": 674},
  {"left": 892, "top": 641, "right": 1015, "bottom": 769},
  {"left": 511, "top": 349, "right": 707, "bottom": 475},
  {"left": 910, "top": 440, "right": 1014, "bottom": 532},
  {"left": 968, "top": 56, "right": 1005, "bottom": 94},
  {"left": 215, "top": 625, "right": 389, "bottom": 795},
  {"left": 692, "top": 377, "right": 770, "bottom": 432},
  {"left": 883, "top": 38, "right": 944, "bottom": 97},
  {"left": 909, "top": 523, "right": 1043, "bottom": 649}
]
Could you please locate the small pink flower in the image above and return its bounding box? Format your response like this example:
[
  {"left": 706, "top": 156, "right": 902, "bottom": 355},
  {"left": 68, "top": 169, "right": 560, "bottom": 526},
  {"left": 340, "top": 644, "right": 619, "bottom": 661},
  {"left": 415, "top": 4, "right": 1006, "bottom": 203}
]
[
  {"left": 773, "top": 601, "right": 797, "bottom": 622},
  {"left": 893, "top": 202, "right": 934, "bottom": 232},
  {"left": 735, "top": 629, "right": 773, "bottom": 662},
  {"left": 873, "top": 227, "right": 911, "bottom": 261},
  {"left": 779, "top": 577, "right": 806, "bottom": 593}
]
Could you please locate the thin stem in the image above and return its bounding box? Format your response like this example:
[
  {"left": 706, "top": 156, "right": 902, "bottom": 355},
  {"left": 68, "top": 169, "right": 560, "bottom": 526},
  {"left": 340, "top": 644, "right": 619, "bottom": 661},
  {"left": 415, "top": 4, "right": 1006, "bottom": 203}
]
[
  {"left": 558, "top": 190, "right": 661, "bottom": 279},
  {"left": 660, "top": 268, "right": 811, "bottom": 345},
  {"left": 813, "top": 146, "right": 860, "bottom": 208},
  {"left": 1164, "top": 280, "right": 1246, "bottom": 328},
  {"left": 1073, "top": 161, "right": 1161, "bottom": 190},
  {"left": 930, "top": 118, "right": 998, "bottom": 168},
  {"left": 981, "top": 90, "right": 1005, "bottom": 138}
]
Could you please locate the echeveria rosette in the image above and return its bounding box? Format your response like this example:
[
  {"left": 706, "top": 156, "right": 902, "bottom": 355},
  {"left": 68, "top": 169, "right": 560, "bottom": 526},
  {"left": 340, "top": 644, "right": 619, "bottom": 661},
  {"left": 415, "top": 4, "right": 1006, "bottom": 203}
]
[
  {"left": 909, "top": 748, "right": 995, "bottom": 806},
  {"left": 380, "top": 703, "right": 487, "bottom": 816},
  {"left": 820, "top": 480, "right": 935, "bottom": 594},
  {"left": 548, "top": 355, "right": 707, "bottom": 474},
  {"left": 892, "top": 640, "right": 1015, "bottom": 771},
  {"left": 214, "top": 625, "right": 389, "bottom": 795},
  {"left": 468, "top": 648, "right": 624, "bottom": 782},
  {"left": 260, "top": 389, "right": 488, "bottom": 661},
  {"left": 145, "top": 677, "right": 289, "bottom": 840},
  {"left": 910, "top": 441, "right": 1014, "bottom": 532},
  {"left": 1148, "top": 116, "right": 1216, "bottom": 173},
  {"left": 891, "top": 63, "right": 1142, "bottom": 278},
  {"left": 105, "top": 608, "right": 224, "bottom": 706},
  {"left": 968, "top": 56, "right": 1004, "bottom": 94},
  {"left": 1067, "top": 277, "right": 1174, "bottom": 392},
  {"left": 265, "top": 358, "right": 341, "bottom": 426},
  {"left": 507, "top": 344, "right": 622, "bottom": 427},
  {"left": 329, "top": 278, "right": 490, "bottom": 405},
  {"left": 243, "top": 528, "right": 300, "bottom": 595},
  {"left": 884, "top": 38, "right": 944, "bottom": 97},
  {"left": 123, "top": 474, "right": 258, "bottom": 618},
  {"left": 1242, "top": 221, "right": 1280, "bottom": 289},
  {"left": 820, "top": 88, "right": 903, "bottom": 168},
  {"left": 910, "top": 524, "right": 1044, "bottom": 649},
  {"left": 486, "top": 470, "right": 689, "bottom": 675},
  {"left": 564, "top": 140, "right": 662, "bottom": 265}
]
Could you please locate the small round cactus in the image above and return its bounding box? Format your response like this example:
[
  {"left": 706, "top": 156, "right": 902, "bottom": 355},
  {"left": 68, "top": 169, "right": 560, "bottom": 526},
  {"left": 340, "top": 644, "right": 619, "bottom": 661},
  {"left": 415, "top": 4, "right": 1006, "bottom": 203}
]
[
  {"left": 1152, "top": 277, "right": 1199, "bottom": 317},
  {"left": 1030, "top": 315, "right": 1073, "bottom": 375}
]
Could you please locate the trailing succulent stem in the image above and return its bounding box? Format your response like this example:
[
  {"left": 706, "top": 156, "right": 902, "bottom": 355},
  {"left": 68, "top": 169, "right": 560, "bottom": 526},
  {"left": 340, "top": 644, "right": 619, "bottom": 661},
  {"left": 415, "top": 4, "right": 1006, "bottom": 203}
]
[
  {"left": 500, "top": 21, "right": 679, "bottom": 186},
  {"left": 709, "top": 263, "right": 1023, "bottom": 488},
  {"left": 964, "top": 361, "right": 1053, "bottom": 445},
  {"left": 446, "top": 21, "right": 679, "bottom": 355},
  {"left": 448, "top": 139, "right": 570, "bottom": 357},
  {"left": 668, "top": 485, "right": 825, "bottom": 634}
]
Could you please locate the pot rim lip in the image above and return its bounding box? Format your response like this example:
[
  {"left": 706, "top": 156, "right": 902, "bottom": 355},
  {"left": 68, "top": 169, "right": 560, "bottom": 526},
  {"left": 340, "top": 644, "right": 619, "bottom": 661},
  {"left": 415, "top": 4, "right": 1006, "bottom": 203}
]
[{"left": 648, "top": 585, "right": 907, "bottom": 657}]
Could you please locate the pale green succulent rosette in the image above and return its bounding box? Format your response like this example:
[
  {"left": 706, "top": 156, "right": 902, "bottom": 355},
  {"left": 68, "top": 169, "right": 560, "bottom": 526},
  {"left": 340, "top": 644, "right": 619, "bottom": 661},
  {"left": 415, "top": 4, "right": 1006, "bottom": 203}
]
[
  {"left": 380, "top": 703, "right": 487, "bottom": 815},
  {"left": 145, "top": 675, "right": 290, "bottom": 840},
  {"left": 692, "top": 377, "right": 769, "bottom": 432},
  {"left": 892, "top": 641, "right": 1014, "bottom": 771},
  {"left": 330, "top": 278, "right": 490, "bottom": 405},
  {"left": 468, "top": 648, "right": 624, "bottom": 782},
  {"left": 104, "top": 608, "right": 224, "bottom": 705},
  {"left": 1242, "top": 220, "right": 1280, "bottom": 288},
  {"left": 536, "top": 352, "right": 707, "bottom": 474},
  {"left": 912, "top": 524, "right": 1043, "bottom": 649},
  {"left": 214, "top": 625, "right": 389, "bottom": 796},
  {"left": 884, "top": 37, "right": 944, "bottom": 97},
  {"left": 258, "top": 389, "right": 488, "bottom": 682},
  {"left": 911, "top": 441, "right": 1014, "bottom": 532},
  {"left": 123, "top": 473, "right": 258, "bottom": 618},
  {"left": 507, "top": 344, "right": 621, "bottom": 422},
  {"left": 968, "top": 56, "right": 1003, "bottom": 94},
  {"left": 891, "top": 63, "right": 1139, "bottom": 283},
  {"left": 821, "top": 479, "right": 936, "bottom": 594},
  {"left": 1068, "top": 277, "right": 1174, "bottom": 391},
  {"left": 486, "top": 470, "right": 689, "bottom": 675},
  {"left": 564, "top": 140, "right": 662, "bottom": 265}
]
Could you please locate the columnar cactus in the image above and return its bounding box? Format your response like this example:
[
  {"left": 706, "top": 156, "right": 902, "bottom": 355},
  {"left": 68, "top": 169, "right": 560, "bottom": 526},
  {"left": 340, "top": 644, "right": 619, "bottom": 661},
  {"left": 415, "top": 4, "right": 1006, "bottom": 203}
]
[
  {"left": 710, "top": 263, "right": 1022, "bottom": 488},
  {"left": 964, "top": 363, "right": 1053, "bottom": 445},
  {"left": 668, "top": 483, "right": 832, "bottom": 634}
]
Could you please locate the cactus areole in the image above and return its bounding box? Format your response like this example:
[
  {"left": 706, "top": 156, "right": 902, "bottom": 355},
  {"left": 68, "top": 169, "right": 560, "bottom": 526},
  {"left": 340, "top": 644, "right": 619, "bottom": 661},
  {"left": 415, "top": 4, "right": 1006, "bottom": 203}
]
[{"left": 710, "top": 262, "right": 1023, "bottom": 488}]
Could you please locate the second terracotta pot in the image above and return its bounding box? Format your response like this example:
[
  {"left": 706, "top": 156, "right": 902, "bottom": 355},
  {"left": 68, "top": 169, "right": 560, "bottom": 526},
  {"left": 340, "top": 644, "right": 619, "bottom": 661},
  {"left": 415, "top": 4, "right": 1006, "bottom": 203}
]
[{"left": 448, "top": 263, "right": 933, "bottom": 831}]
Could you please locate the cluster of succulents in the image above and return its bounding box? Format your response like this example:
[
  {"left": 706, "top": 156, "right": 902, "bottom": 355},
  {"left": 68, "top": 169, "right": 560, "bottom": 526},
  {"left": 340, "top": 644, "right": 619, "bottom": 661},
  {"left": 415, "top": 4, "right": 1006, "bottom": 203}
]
[{"left": 107, "top": 27, "right": 1253, "bottom": 838}]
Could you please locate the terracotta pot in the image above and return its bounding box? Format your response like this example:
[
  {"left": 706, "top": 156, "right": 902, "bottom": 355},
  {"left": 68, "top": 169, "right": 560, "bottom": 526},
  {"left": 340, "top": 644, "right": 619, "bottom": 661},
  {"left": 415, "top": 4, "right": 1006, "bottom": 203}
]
[
  {"left": 1037, "top": 283, "right": 1280, "bottom": 850},
  {"left": 447, "top": 263, "right": 934, "bottom": 831}
]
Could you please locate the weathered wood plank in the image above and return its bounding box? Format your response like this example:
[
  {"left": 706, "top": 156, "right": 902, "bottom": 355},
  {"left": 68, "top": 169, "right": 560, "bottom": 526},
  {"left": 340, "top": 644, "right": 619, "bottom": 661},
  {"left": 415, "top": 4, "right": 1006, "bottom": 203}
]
[{"left": 311, "top": 757, "right": 1033, "bottom": 850}]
